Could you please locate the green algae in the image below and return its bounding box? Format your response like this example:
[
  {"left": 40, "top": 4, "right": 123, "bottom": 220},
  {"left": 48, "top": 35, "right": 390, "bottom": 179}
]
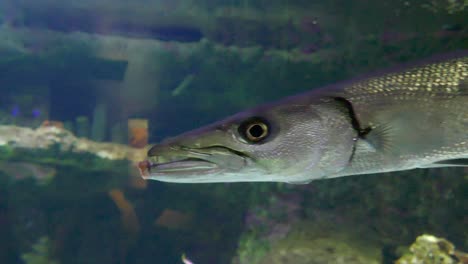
[
  {"left": 236, "top": 220, "right": 382, "bottom": 264},
  {"left": 235, "top": 231, "right": 270, "bottom": 264},
  {"left": 21, "top": 237, "right": 59, "bottom": 264},
  {"left": 232, "top": 168, "right": 467, "bottom": 263}
]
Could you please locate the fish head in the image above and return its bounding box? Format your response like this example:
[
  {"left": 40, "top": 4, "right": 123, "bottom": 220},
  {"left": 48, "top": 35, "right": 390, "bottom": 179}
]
[{"left": 143, "top": 98, "right": 357, "bottom": 183}]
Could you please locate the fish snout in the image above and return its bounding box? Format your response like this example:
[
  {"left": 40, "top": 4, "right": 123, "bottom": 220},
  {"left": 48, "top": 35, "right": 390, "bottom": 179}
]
[
  {"left": 147, "top": 143, "right": 170, "bottom": 157},
  {"left": 147, "top": 143, "right": 187, "bottom": 164}
]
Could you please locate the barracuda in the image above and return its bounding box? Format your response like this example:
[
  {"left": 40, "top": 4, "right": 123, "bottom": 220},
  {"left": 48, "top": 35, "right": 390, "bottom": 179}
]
[{"left": 139, "top": 51, "right": 468, "bottom": 184}]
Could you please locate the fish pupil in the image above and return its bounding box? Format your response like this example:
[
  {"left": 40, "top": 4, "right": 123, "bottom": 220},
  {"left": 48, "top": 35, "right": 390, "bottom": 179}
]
[{"left": 249, "top": 124, "right": 265, "bottom": 138}]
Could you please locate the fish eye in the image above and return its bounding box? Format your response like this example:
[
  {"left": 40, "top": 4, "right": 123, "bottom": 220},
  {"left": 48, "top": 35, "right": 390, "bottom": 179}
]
[{"left": 238, "top": 117, "right": 270, "bottom": 143}]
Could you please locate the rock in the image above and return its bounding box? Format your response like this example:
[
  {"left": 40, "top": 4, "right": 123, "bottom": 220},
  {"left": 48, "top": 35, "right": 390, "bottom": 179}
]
[
  {"left": 260, "top": 223, "right": 380, "bottom": 264},
  {"left": 234, "top": 220, "right": 381, "bottom": 264}
]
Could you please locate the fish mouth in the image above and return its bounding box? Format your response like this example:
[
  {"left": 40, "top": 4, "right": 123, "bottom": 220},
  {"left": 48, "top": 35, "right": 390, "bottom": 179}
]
[
  {"left": 138, "top": 158, "right": 220, "bottom": 180},
  {"left": 139, "top": 145, "right": 249, "bottom": 180},
  {"left": 149, "top": 158, "right": 219, "bottom": 174}
]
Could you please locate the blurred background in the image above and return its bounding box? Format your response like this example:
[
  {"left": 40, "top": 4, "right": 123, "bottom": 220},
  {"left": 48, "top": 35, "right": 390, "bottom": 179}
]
[{"left": 0, "top": 0, "right": 466, "bottom": 263}]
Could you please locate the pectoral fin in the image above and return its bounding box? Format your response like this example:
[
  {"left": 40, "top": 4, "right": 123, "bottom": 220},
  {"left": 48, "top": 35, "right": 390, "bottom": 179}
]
[{"left": 419, "top": 159, "right": 468, "bottom": 168}]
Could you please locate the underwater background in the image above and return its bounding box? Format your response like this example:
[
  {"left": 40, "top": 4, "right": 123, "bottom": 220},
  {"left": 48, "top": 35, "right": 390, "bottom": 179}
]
[{"left": 0, "top": 0, "right": 467, "bottom": 263}]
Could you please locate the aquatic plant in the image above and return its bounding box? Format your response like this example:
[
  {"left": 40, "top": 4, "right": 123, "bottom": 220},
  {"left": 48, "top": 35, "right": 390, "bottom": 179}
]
[
  {"left": 21, "top": 236, "right": 59, "bottom": 264},
  {"left": 235, "top": 233, "right": 270, "bottom": 264},
  {"left": 232, "top": 190, "right": 304, "bottom": 264}
]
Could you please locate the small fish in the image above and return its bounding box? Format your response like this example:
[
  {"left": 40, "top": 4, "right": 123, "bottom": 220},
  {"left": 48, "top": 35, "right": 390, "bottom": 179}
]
[
  {"left": 181, "top": 253, "right": 194, "bottom": 264},
  {"left": 141, "top": 51, "right": 467, "bottom": 184}
]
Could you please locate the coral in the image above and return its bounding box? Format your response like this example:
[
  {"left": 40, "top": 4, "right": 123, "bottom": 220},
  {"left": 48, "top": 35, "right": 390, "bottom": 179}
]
[
  {"left": 128, "top": 119, "right": 149, "bottom": 148},
  {"left": 40, "top": 120, "right": 64, "bottom": 129},
  {"left": 396, "top": 234, "right": 465, "bottom": 264},
  {"left": 0, "top": 124, "right": 146, "bottom": 167},
  {"left": 234, "top": 232, "right": 270, "bottom": 264},
  {"left": 108, "top": 189, "right": 140, "bottom": 236},
  {"left": 21, "top": 236, "right": 59, "bottom": 264}
]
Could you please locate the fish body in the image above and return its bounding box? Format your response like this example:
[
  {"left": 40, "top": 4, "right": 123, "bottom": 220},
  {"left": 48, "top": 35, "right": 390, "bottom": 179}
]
[{"left": 141, "top": 51, "right": 468, "bottom": 184}]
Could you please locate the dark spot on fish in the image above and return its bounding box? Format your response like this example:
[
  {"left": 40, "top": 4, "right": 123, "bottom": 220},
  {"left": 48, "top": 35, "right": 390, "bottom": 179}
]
[
  {"left": 332, "top": 97, "right": 371, "bottom": 138},
  {"left": 332, "top": 96, "right": 373, "bottom": 164}
]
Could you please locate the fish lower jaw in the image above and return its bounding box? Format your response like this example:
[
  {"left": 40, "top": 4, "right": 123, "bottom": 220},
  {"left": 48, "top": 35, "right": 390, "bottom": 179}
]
[{"left": 138, "top": 157, "right": 225, "bottom": 181}]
